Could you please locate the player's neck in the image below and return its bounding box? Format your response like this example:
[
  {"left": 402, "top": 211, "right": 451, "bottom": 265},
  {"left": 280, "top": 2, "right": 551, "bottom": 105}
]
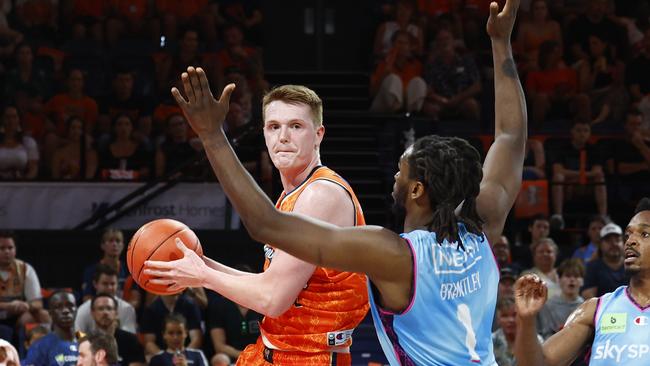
[
  {"left": 403, "top": 210, "right": 434, "bottom": 232},
  {"left": 279, "top": 157, "right": 321, "bottom": 192},
  {"left": 629, "top": 276, "right": 650, "bottom": 307}
]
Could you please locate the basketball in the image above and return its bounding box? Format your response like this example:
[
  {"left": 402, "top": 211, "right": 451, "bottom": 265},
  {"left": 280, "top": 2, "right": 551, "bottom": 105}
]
[{"left": 127, "top": 218, "right": 202, "bottom": 295}]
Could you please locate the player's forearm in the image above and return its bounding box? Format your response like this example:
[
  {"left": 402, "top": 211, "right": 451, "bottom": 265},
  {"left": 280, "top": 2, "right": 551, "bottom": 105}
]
[
  {"left": 202, "top": 257, "right": 252, "bottom": 277},
  {"left": 514, "top": 316, "right": 547, "bottom": 366},
  {"left": 199, "top": 132, "right": 278, "bottom": 236},
  {"left": 202, "top": 267, "right": 290, "bottom": 317},
  {"left": 491, "top": 41, "right": 527, "bottom": 145}
]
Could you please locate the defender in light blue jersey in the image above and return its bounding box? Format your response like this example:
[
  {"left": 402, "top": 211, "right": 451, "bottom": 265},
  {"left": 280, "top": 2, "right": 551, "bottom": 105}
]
[
  {"left": 514, "top": 198, "right": 650, "bottom": 366},
  {"left": 143, "top": 0, "right": 525, "bottom": 364},
  {"left": 368, "top": 227, "right": 499, "bottom": 365}
]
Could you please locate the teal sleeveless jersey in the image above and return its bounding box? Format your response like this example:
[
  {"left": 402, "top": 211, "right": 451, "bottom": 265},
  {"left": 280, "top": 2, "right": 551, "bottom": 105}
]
[
  {"left": 368, "top": 224, "right": 499, "bottom": 365},
  {"left": 590, "top": 286, "right": 650, "bottom": 365}
]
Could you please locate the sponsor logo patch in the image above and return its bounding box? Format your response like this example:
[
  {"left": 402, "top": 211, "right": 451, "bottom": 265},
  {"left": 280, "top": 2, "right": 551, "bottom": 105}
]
[{"left": 601, "top": 313, "right": 627, "bottom": 334}]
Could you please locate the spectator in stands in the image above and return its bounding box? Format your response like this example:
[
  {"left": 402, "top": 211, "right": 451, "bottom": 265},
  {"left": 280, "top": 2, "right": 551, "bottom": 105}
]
[
  {"left": 151, "top": 0, "right": 216, "bottom": 46},
  {"left": 498, "top": 267, "right": 519, "bottom": 300},
  {"left": 422, "top": 28, "right": 481, "bottom": 122},
  {"left": 523, "top": 138, "right": 546, "bottom": 179},
  {"left": 0, "top": 231, "right": 49, "bottom": 342},
  {"left": 23, "top": 291, "right": 78, "bottom": 366},
  {"left": 612, "top": 108, "right": 650, "bottom": 204},
  {"left": 45, "top": 69, "right": 99, "bottom": 137},
  {"left": 81, "top": 228, "right": 138, "bottom": 307},
  {"left": 525, "top": 40, "right": 589, "bottom": 126},
  {"left": 75, "top": 265, "right": 136, "bottom": 334},
  {"left": 550, "top": 119, "right": 607, "bottom": 229},
  {"left": 77, "top": 331, "right": 119, "bottom": 366},
  {"left": 0, "top": 337, "right": 20, "bottom": 365},
  {"left": 97, "top": 114, "right": 153, "bottom": 181},
  {"left": 0, "top": 105, "right": 39, "bottom": 179},
  {"left": 89, "top": 294, "right": 145, "bottom": 366},
  {"left": 225, "top": 99, "right": 272, "bottom": 189},
  {"left": 565, "top": 0, "right": 628, "bottom": 64},
  {"left": 370, "top": 30, "right": 426, "bottom": 114},
  {"left": 492, "top": 235, "right": 522, "bottom": 273},
  {"left": 625, "top": 27, "right": 650, "bottom": 108},
  {"left": 3, "top": 43, "right": 52, "bottom": 103},
  {"left": 141, "top": 293, "right": 202, "bottom": 358},
  {"left": 207, "top": 268, "right": 262, "bottom": 360},
  {"left": 373, "top": 0, "right": 423, "bottom": 61},
  {"left": 572, "top": 215, "right": 606, "bottom": 263},
  {"left": 24, "top": 324, "right": 48, "bottom": 352},
  {"left": 0, "top": 1, "right": 23, "bottom": 58},
  {"left": 576, "top": 33, "right": 626, "bottom": 125},
  {"left": 14, "top": 0, "right": 58, "bottom": 41},
  {"left": 215, "top": 23, "right": 267, "bottom": 98},
  {"left": 218, "top": 0, "right": 263, "bottom": 45},
  {"left": 156, "top": 28, "right": 217, "bottom": 96},
  {"left": 522, "top": 238, "right": 561, "bottom": 299},
  {"left": 107, "top": 0, "right": 150, "bottom": 40},
  {"left": 581, "top": 222, "right": 627, "bottom": 299},
  {"left": 512, "top": 214, "right": 550, "bottom": 269},
  {"left": 515, "top": 0, "right": 562, "bottom": 71},
  {"left": 536, "top": 258, "right": 585, "bottom": 339},
  {"left": 51, "top": 116, "right": 97, "bottom": 179},
  {"left": 492, "top": 296, "right": 543, "bottom": 366},
  {"left": 149, "top": 313, "right": 208, "bottom": 366},
  {"left": 97, "top": 69, "right": 154, "bottom": 143},
  {"left": 210, "top": 352, "right": 230, "bottom": 366},
  {"left": 155, "top": 113, "right": 203, "bottom": 178}
]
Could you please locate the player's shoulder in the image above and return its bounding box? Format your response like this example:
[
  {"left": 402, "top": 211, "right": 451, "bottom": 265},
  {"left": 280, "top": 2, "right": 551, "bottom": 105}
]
[
  {"left": 299, "top": 178, "right": 351, "bottom": 204},
  {"left": 567, "top": 297, "right": 599, "bottom": 327}
]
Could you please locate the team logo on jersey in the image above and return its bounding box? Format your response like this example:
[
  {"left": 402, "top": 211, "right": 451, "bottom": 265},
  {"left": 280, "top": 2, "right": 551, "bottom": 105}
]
[
  {"left": 601, "top": 313, "right": 627, "bottom": 334},
  {"left": 55, "top": 353, "right": 78, "bottom": 366},
  {"left": 263, "top": 245, "right": 276, "bottom": 261},
  {"left": 327, "top": 329, "right": 354, "bottom": 346},
  {"left": 634, "top": 316, "right": 648, "bottom": 326}
]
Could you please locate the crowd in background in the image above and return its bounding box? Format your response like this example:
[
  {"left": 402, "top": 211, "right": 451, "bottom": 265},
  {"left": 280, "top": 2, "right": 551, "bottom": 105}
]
[{"left": 1, "top": 1, "right": 649, "bottom": 365}]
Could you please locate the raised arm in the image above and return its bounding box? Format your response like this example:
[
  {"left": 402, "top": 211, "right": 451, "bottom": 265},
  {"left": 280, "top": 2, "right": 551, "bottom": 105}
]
[
  {"left": 514, "top": 274, "right": 596, "bottom": 366},
  {"left": 476, "top": 0, "right": 528, "bottom": 243}
]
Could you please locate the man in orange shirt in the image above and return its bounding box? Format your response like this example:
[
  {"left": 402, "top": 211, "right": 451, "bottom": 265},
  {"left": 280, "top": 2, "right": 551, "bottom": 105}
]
[
  {"left": 45, "top": 69, "right": 99, "bottom": 136},
  {"left": 370, "top": 30, "right": 426, "bottom": 114},
  {"left": 146, "top": 83, "right": 368, "bottom": 365}
]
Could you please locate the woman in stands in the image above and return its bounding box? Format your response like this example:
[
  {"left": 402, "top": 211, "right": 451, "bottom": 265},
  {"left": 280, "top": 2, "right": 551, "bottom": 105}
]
[{"left": 0, "top": 105, "right": 39, "bottom": 179}]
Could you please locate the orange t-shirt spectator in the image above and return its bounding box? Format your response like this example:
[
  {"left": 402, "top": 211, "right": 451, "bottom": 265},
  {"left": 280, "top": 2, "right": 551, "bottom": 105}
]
[{"left": 45, "top": 69, "right": 99, "bottom": 136}]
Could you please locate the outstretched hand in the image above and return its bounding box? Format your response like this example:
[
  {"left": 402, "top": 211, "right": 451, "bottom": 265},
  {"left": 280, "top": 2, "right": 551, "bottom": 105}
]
[
  {"left": 486, "top": 0, "right": 520, "bottom": 41},
  {"left": 172, "top": 66, "right": 236, "bottom": 140},
  {"left": 143, "top": 238, "right": 208, "bottom": 293},
  {"left": 514, "top": 274, "right": 548, "bottom": 320}
]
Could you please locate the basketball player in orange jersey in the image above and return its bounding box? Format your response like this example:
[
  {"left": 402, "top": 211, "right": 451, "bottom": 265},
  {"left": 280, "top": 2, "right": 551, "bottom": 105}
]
[
  {"left": 147, "top": 0, "right": 525, "bottom": 363},
  {"left": 147, "top": 84, "right": 368, "bottom": 365}
]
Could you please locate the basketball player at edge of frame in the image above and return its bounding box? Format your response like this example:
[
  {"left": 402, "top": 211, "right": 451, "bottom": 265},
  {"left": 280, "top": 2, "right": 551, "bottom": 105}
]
[
  {"left": 144, "top": 0, "right": 526, "bottom": 364},
  {"left": 151, "top": 66, "right": 369, "bottom": 364},
  {"left": 513, "top": 197, "right": 650, "bottom": 366}
]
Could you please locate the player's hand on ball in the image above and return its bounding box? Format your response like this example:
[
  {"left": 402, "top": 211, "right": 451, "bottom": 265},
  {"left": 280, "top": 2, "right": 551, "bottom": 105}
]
[
  {"left": 172, "top": 66, "right": 235, "bottom": 140},
  {"left": 514, "top": 274, "right": 548, "bottom": 319},
  {"left": 143, "top": 238, "right": 207, "bottom": 292}
]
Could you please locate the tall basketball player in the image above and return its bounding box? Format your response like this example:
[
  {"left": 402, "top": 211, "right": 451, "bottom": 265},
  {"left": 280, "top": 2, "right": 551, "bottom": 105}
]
[{"left": 145, "top": 0, "right": 526, "bottom": 364}]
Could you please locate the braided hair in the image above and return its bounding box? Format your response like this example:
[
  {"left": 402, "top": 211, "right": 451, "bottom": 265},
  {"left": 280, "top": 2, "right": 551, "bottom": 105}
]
[{"left": 407, "top": 135, "right": 484, "bottom": 248}]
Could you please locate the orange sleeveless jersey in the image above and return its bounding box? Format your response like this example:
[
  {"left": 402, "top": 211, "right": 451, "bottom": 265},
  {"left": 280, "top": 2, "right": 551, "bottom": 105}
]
[{"left": 260, "top": 166, "right": 369, "bottom": 353}]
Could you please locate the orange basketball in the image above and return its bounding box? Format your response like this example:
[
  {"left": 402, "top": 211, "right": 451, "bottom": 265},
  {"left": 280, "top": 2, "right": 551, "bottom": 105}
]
[{"left": 127, "top": 218, "right": 202, "bottom": 295}]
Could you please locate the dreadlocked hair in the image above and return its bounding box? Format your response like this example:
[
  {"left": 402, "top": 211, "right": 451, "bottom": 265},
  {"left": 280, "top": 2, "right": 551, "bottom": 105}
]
[{"left": 407, "top": 135, "right": 484, "bottom": 249}]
